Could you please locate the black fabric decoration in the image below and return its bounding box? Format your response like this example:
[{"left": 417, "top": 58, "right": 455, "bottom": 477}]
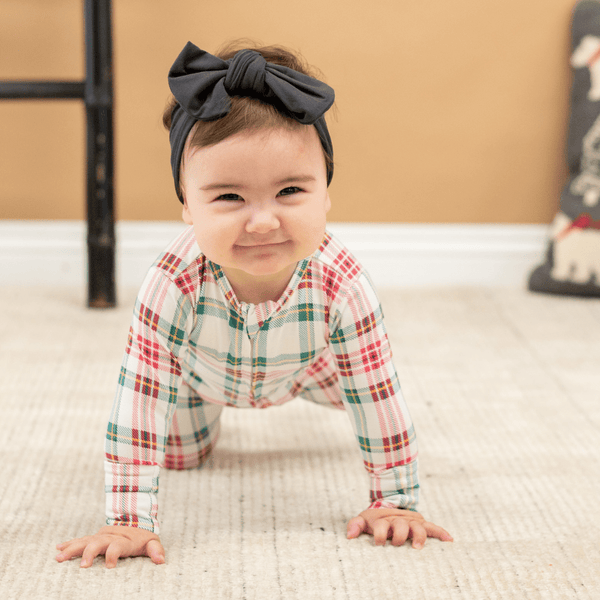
[
  {"left": 528, "top": 1, "right": 600, "bottom": 297},
  {"left": 168, "top": 42, "right": 335, "bottom": 202}
]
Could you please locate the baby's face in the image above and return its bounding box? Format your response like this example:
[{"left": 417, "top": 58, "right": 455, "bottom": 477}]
[{"left": 181, "top": 126, "right": 331, "bottom": 294}]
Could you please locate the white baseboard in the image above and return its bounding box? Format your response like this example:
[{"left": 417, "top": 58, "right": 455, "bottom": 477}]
[{"left": 0, "top": 220, "right": 549, "bottom": 289}]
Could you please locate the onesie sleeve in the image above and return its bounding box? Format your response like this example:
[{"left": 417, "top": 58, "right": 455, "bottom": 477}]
[
  {"left": 104, "top": 266, "right": 193, "bottom": 533},
  {"left": 329, "top": 273, "right": 419, "bottom": 511}
]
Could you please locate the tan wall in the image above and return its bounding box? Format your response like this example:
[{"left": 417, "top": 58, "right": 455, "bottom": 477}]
[{"left": 0, "top": 0, "right": 575, "bottom": 223}]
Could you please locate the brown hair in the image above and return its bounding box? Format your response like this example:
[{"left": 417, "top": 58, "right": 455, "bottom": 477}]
[{"left": 163, "top": 41, "right": 333, "bottom": 190}]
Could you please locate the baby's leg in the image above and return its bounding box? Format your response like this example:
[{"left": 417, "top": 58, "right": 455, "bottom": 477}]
[
  {"left": 164, "top": 382, "right": 223, "bottom": 470},
  {"left": 298, "top": 352, "right": 345, "bottom": 409}
]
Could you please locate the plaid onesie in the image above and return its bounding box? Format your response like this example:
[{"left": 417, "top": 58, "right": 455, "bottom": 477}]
[{"left": 105, "top": 227, "right": 419, "bottom": 533}]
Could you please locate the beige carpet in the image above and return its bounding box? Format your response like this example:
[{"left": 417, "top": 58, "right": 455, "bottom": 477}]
[{"left": 0, "top": 286, "right": 598, "bottom": 599}]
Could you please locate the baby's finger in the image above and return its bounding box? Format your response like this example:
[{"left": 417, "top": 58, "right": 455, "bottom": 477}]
[
  {"left": 372, "top": 519, "right": 392, "bottom": 545},
  {"left": 424, "top": 522, "right": 454, "bottom": 542},
  {"left": 410, "top": 521, "right": 427, "bottom": 549},
  {"left": 56, "top": 538, "right": 91, "bottom": 562},
  {"left": 346, "top": 516, "right": 367, "bottom": 539},
  {"left": 390, "top": 518, "right": 410, "bottom": 546},
  {"left": 146, "top": 539, "right": 166, "bottom": 565},
  {"left": 104, "top": 538, "right": 131, "bottom": 569},
  {"left": 56, "top": 541, "right": 72, "bottom": 551},
  {"left": 80, "top": 538, "right": 110, "bottom": 568}
]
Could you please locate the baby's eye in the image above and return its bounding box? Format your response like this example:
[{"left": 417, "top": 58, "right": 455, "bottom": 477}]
[
  {"left": 216, "top": 193, "right": 243, "bottom": 202},
  {"left": 277, "top": 186, "right": 302, "bottom": 197}
]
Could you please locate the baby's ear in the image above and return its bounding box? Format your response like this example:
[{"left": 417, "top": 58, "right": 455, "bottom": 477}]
[{"left": 182, "top": 197, "right": 194, "bottom": 225}]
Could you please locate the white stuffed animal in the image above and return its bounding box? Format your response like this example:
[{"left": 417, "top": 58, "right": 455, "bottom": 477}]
[{"left": 550, "top": 211, "right": 600, "bottom": 283}]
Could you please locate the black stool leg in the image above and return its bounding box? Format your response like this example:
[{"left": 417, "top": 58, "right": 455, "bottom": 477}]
[{"left": 85, "top": 0, "right": 116, "bottom": 308}]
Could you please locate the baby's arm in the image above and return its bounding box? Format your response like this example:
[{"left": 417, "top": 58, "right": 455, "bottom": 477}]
[
  {"left": 103, "top": 268, "right": 192, "bottom": 532},
  {"left": 329, "top": 276, "right": 418, "bottom": 507},
  {"left": 56, "top": 268, "right": 193, "bottom": 567},
  {"left": 56, "top": 525, "right": 165, "bottom": 568},
  {"left": 330, "top": 275, "right": 452, "bottom": 546}
]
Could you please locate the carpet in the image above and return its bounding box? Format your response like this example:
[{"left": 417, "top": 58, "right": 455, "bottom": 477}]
[{"left": 0, "top": 286, "right": 598, "bottom": 599}]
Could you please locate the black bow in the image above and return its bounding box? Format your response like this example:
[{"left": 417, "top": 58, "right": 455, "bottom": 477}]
[{"left": 169, "top": 42, "right": 334, "bottom": 124}]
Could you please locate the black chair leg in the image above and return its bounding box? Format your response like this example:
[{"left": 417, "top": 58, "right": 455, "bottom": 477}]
[{"left": 85, "top": 0, "right": 116, "bottom": 308}]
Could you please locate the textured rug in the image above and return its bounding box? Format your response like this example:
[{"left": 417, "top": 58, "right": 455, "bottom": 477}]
[{"left": 0, "top": 286, "right": 598, "bottom": 599}]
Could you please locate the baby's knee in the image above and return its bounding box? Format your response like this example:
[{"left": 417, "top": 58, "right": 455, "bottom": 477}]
[
  {"left": 164, "top": 444, "right": 215, "bottom": 470},
  {"left": 164, "top": 429, "right": 219, "bottom": 470}
]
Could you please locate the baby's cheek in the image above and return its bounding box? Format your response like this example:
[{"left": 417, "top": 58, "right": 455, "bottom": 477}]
[{"left": 302, "top": 218, "right": 327, "bottom": 244}]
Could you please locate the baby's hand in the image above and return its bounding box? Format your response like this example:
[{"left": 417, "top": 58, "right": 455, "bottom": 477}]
[
  {"left": 347, "top": 508, "right": 453, "bottom": 548},
  {"left": 56, "top": 525, "right": 165, "bottom": 568}
]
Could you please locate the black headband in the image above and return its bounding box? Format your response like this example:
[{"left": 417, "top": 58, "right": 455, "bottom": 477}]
[{"left": 168, "top": 42, "right": 335, "bottom": 203}]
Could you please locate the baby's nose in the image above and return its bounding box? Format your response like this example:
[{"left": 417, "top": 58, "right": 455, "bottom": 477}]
[{"left": 246, "top": 207, "right": 280, "bottom": 233}]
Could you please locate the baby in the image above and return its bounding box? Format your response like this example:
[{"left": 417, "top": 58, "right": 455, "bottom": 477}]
[{"left": 56, "top": 41, "right": 452, "bottom": 568}]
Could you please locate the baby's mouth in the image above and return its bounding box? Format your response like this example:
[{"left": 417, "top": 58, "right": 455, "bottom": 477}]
[{"left": 237, "top": 240, "right": 289, "bottom": 248}]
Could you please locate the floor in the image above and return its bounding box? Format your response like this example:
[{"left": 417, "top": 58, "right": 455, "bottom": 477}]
[{"left": 0, "top": 286, "right": 598, "bottom": 599}]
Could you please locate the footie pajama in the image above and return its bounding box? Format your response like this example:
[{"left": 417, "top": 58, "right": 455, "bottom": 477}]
[{"left": 104, "top": 227, "right": 419, "bottom": 533}]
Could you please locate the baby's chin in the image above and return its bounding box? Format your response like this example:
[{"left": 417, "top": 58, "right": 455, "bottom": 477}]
[
  {"left": 216, "top": 234, "right": 325, "bottom": 275},
  {"left": 233, "top": 261, "right": 298, "bottom": 279}
]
